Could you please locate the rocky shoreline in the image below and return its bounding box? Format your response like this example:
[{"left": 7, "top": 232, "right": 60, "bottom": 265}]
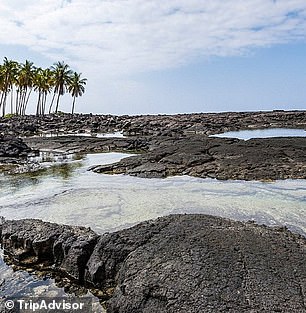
[
  {"left": 1, "top": 111, "right": 306, "bottom": 312},
  {"left": 1, "top": 215, "right": 306, "bottom": 312},
  {"left": 1, "top": 110, "right": 305, "bottom": 180},
  {"left": 1, "top": 110, "right": 306, "bottom": 137}
]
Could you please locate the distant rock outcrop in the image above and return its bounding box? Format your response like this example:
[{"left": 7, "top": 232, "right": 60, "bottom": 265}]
[{"left": 1, "top": 110, "right": 306, "bottom": 137}]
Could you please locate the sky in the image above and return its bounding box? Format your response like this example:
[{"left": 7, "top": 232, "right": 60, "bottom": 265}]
[{"left": 0, "top": 0, "right": 306, "bottom": 115}]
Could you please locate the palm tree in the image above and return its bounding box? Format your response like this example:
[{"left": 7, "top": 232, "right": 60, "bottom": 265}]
[
  {"left": 67, "top": 72, "right": 87, "bottom": 114},
  {"left": 50, "top": 61, "right": 72, "bottom": 113},
  {"left": 0, "top": 64, "right": 5, "bottom": 113},
  {"left": 0, "top": 58, "right": 86, "bottom": 116},
  {"left": 16, "top": 60, "right": 36, "bottom": 115},
  {"left": 33, "top": 68, "right": 54, "bottom": 115},
  {"left": 33, "top": 68, "right": 44, "bottom": 115},
  {"left": 0, "top": 57, "right": 19, "bottom": 116},
  {"left": 41, "top": 68, "right": 54, "bottom": 115}
]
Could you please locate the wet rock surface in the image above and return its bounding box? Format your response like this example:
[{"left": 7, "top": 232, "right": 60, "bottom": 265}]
[
  {"left": 0, "top": 134, "right": 42, "bottom": 175},
  {"left": 23, "top": 135, "right": 150, "bottom": 154},
  {"left": 1, "top": 215, "right": 306, "bottom": 313}
]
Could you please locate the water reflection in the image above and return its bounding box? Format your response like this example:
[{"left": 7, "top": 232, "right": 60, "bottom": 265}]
[
  {"left": 28, "top": 151, "right": 84, "bottom": 163},
  {"left": 26, "top": 131, "right": 125, "bottom": 138},
  {"left": 2, "top": 158, "right": 84, "bottom": 190},
  {"left": 0, "top": 249, "right": 65, "bottom": 299},
  {"left": 47, "top": 162, "right": 84, "bottom": 180},
  {"left": 0, "top": 249, "right": 105, "bottom": 312},
  {"left": 211, "top": 128, "right": 306, "bottom": 140}
]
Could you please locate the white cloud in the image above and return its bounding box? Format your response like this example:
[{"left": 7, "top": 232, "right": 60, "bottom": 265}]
[
  {"left": 0, "top": 0, "right": 305, "bottom": 76},
  {"left": 1, "top": 0, "right": 306, "bottom": 115}
]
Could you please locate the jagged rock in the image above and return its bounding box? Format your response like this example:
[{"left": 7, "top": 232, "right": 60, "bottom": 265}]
[
  {"left": 0, "top": 135, "right": 32, "bottom": 158},
  {"left": 0, "top": 219, "right": 97, "bottom": 282},
  {"left": 1, "top": 215, "right": 306, "bottom": 312},
  {"left": 1, "top": 110, "right": 306, "bottom": 137},
  {"left": 24, "top": 135, "right": 150, "bottom": 154}
]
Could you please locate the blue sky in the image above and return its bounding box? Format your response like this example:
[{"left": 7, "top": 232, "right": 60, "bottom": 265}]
[
  {"left": 132, "top": 43, "right": 306, "bottom": 114},
  {"left": 0, "top": 1, "right": 306, "bottom": 115}
]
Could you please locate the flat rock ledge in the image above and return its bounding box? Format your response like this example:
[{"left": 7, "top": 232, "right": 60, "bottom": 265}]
[
  {"left": 91, "top": 136, "right": 306, "bottom": 180},
  {"left": 1, "top": 214, "right": 306, "bottom": 313}
]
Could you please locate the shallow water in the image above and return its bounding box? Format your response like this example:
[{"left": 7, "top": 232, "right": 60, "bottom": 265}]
[
  {"left": 0, "top": 249, "right": 104, "bottom": 312},
  {"left": 0, "top": 153, "right": 305, "bottom": 235},
  {"left": 211, "top": 127, "right": 306, "bottom": 140},
  {"left": 28, "top": 131, "right": 125, "bottom": 138},
  {"left": 1, "top": 152, "right": 306, "bottom": 302},
  {"left": 0, "top": 249, "right": 66, "bottom": 299}
]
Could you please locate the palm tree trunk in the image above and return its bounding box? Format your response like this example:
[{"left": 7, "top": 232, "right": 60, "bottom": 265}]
[
  {"left": 22, "top": 88, "right": 32, "bottom": 115},
  {"left": 48, "top": 92, "right": 56, "bottom": 114},
  {"left": 15, "top": 89, "right": 20, "bottom": 115},
  {"left": 21, "top": 91, "right": 26, "bottom": 115},
  {"left": 17, "top": 90, "right": 23, "bottom": 115},
  {"left": 0, "top": 92, "right": 4, "bottom": 114},
  {"left": 55, "top": 92, "right": 61, "bottom": 113},
  {"left": 17, "top": 89, "right": 22, "bottom": 115},
  {"left": 20, "top": 88, "right": 26, "bottom": 114},
  {"left": 2, "top": 92, "right": 8, "bottom": 117},
  {"left": 10, "top": 88, "right": 14, "bottom": 114},
  {"left": 19, "top": 91, "right": 25, "bottom": 115},
  {"left": 42, "top": 93, "right": 47, "bottom": 115},
  {"left": 36, "top": 93, "right": 41, "bottom": 116},
  {"left": 71, "top": 96, "right": 76, "bottom": 114},
  {"left": 24, "top": 88, "right": 32, "bottom": 115}
]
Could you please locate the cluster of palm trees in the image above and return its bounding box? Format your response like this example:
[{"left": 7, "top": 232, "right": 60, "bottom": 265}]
[{"left": 0, "top": 58, "right": 87, "bottom": 116}]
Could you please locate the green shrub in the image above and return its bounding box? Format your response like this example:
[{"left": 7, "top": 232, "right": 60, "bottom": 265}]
[{"left": 4, "top": 113, "right": 16, "bottom": 118}]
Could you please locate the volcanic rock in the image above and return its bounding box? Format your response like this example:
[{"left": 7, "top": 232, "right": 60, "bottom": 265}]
[
  {"left": 92, "top": 136, "right": 306, "bottom": 180},
  {"left": 0, "top": 135, "right": 32, "bottom": 159},
  {"left": 1, "top": 215, "right": 306, "bottom": 312}
]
